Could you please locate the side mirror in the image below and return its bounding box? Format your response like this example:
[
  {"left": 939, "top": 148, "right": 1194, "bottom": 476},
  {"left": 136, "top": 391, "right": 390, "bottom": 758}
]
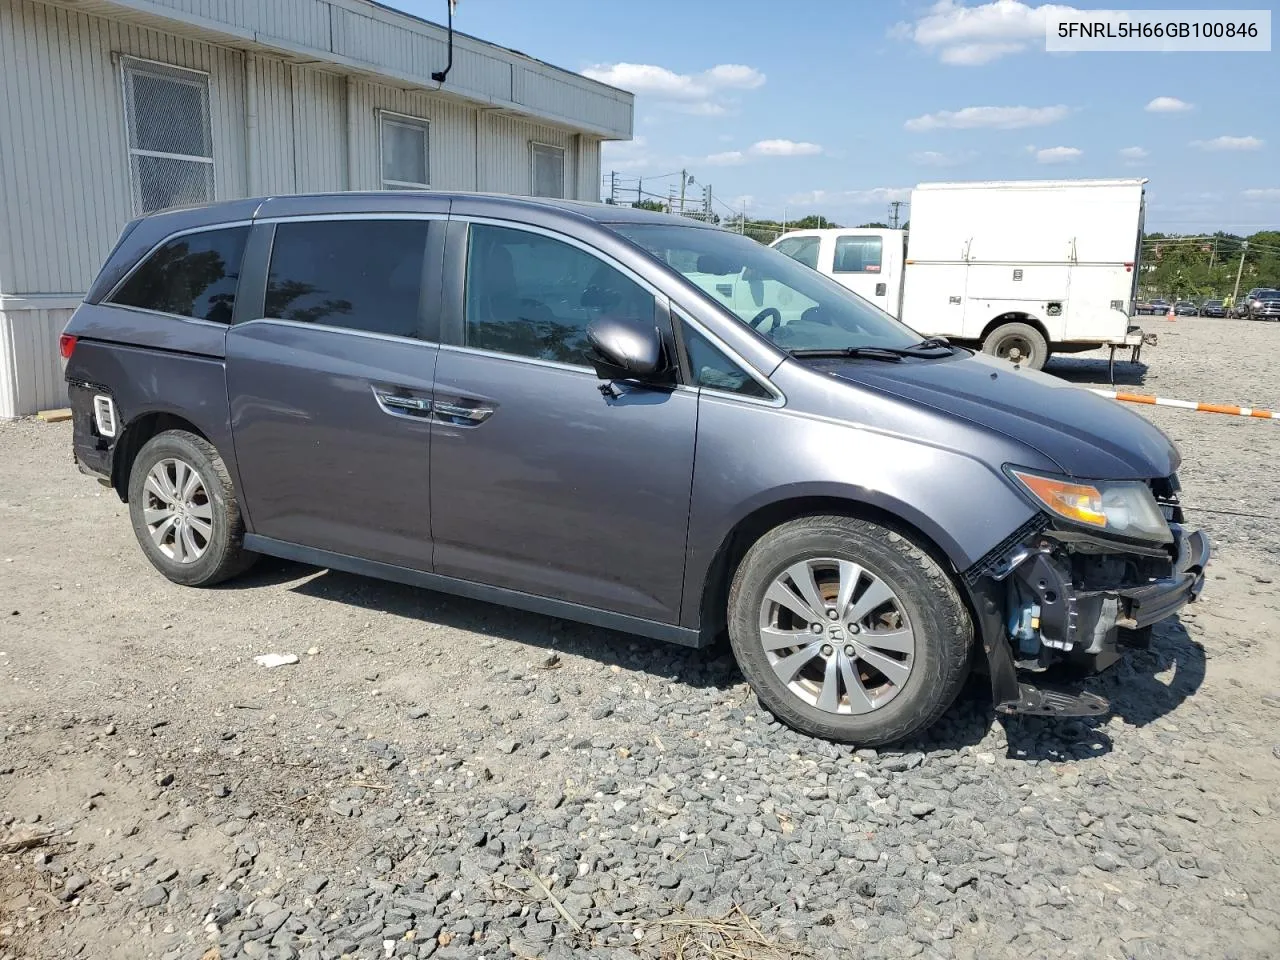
[{"left": 586, "top": 317, "right": 665, "bottom": 382}]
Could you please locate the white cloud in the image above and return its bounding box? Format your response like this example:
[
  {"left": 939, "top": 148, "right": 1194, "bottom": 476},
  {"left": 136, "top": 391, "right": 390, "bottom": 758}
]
[
  {"left": 704, "top": 139, "right": 823, "bottom": 166},
  {"left": 581, "top": 62, "right": 765, "bottom": 115},
  {"left": 905, "top": 104, "right": 1071, "bottom": 131},
  {"left": 911, "top": 149, "right": 977, "bottom": 167},
  {"left": 1242, "top": 188, "right": 1280, "bottom": 201},
  {"left": 891, "top": 0, "right": 1086, "bottom": 65},
  {"left": 749, "top": 139, "right": 823, "bottom": 157},
  {"left": 600, "top": 135, "right": 653, "bottom": 171},
  {"left": 1031, "top": 145, "right": 1082, "bottom": 163},
  {"left": 1145, "top": 96, "right": 1193, "bottom": 113},
  {"left": 786, "top": 187, "right": 912, "bottom": 207},
  {"left": 1191, "top": 135, "right": 1263, "bottom": 151},
  {"left": 1118, "top": 146, "right": 1147, "bottom": 161}
]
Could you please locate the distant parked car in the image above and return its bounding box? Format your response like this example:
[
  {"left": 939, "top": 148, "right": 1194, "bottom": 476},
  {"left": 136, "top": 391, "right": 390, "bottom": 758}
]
[
  {"left": 1248, "top": 291, "right": 1280, "bottom": 321},
  {"left": 1238, "top": 288, "right": 1269, "bottom": 318},
  {"left": 1147, "top": 298, "right": 1171, "bottom": 316},
  {"left": 1198, "top": 300, "right": 1226, "bottom": 318},
  {"left": 1133, "top": 299, "right": 1153, "bottom": 315},
  {"left": 1174, "top": 301, "right": 1198, "bottom": 317}
]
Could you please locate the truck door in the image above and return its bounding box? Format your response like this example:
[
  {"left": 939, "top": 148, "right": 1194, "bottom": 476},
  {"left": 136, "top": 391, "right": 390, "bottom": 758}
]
[{"left": 827, "top": 232, "right": 899, "bottom": 316}]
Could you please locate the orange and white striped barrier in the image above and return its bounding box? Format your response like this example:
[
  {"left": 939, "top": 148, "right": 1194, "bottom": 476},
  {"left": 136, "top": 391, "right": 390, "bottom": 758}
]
[{"left": 1089, "top": 388, "right": 1278, "bottom": 420}]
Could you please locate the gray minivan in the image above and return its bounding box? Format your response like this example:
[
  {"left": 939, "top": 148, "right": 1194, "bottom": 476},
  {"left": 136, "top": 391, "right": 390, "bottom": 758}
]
[{"left": 62, "top": 193, "right": 1209, "bottom": 745}]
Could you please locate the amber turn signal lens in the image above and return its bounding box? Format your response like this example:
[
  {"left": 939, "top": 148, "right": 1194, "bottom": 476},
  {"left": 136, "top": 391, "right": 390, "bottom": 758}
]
[{"left": 1009, "top": 470, "right": 1107, "bottom": 527}]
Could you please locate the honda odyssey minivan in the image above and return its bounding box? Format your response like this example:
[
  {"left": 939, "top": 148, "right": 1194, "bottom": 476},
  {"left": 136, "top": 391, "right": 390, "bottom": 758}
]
[{"left": 62, "top": 193, "right": 1209, "bottom": 745}]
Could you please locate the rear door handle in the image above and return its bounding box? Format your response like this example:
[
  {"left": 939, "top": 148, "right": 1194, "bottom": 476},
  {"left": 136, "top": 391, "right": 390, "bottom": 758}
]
[
  {"left": 875, "top": 282, "right": 887, "bottom": 297},
  {"left": 433, "top": 400, "right": 494, "bottom": 425},
  {"left": 374, "top": 390, "right": 432, "bottom": 419}
]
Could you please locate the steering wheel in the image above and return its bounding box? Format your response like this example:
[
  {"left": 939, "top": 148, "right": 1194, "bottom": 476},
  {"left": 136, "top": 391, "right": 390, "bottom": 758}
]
[{"left": 749, "top": 307, "right": 782, "bottom": 331}]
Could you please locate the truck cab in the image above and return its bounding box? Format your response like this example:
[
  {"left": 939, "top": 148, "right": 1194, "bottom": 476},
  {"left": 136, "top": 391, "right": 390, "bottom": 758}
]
[{"left": 773, "top": 229, "right": 906, "bottom": 317}]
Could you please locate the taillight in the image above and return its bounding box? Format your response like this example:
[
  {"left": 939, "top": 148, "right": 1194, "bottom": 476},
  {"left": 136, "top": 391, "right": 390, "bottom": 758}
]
[{"left": 59, "top": 334, "right": 77, "bottom": 359}]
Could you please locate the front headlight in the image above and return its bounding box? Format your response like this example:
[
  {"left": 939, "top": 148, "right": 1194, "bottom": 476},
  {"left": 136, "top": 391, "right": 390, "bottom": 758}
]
[{"left": 1006, "top": 467, "right": 1172, "bottom": 543}]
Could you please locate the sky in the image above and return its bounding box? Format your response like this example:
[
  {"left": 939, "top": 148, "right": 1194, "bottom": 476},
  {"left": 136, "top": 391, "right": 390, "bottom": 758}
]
[{"left": 389, "top": 0, "right": 1278, "bottom": 234}]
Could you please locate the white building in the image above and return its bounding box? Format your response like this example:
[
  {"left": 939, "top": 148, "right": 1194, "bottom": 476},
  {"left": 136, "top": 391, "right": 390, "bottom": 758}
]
[{"left": 0, "top": 0, "right": 633, "bottom": 417}]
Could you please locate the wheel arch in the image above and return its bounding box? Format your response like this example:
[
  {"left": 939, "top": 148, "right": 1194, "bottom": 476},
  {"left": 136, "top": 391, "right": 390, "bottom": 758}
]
[
  {"left": 980, "top": 311, "right": 1051, "bottom": 346},
  {"left": 695, "top": 493, "right": 968, "bottom": 644},
  {"left": 110, "top": 411, "right": 213, "bottom": 501}
]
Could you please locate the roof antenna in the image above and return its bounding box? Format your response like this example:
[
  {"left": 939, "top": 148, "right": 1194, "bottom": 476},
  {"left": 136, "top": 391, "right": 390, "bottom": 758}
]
[{"left": 431, "top": 0, "right": 457, "bottom": 84}]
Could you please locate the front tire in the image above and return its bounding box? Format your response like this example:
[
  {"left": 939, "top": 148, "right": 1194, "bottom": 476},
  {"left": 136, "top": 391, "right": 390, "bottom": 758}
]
[
  {"left": 727, "top": 516, "right": 972, "bottom": 745},
  {"left": 127, "top": 430, "right": 256, "bottom": 587},
  {"left": 982, "top": 321, "right": 1049, "bottom": 370}
]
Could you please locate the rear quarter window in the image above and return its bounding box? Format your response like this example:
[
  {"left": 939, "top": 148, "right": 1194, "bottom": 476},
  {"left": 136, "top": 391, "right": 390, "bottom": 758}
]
[{"left": 110, "top": 226, "right": 248, "bottom": 323}]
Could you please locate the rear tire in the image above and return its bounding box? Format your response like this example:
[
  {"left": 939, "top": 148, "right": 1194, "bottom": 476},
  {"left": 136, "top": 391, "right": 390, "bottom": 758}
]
[
  {"left": 727, "top": 516, "right": 972, "bottom": 746},
  {"left": 127, "top": 430, "right": 257, "bottom": 587},
  {"left": 982, "top": 321, "right": 1049, "bottom": 370}
]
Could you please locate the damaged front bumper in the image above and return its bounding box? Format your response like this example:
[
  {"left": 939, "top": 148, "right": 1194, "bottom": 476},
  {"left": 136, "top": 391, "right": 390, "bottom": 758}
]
[{"left": 965, "top": 515, "right": 1211, "bottom": 718}]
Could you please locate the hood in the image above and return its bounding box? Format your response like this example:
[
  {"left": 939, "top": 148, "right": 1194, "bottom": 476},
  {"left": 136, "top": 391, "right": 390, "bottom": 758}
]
[{"left": 809, "top": 352, "right": 1180, "bottom": 480}]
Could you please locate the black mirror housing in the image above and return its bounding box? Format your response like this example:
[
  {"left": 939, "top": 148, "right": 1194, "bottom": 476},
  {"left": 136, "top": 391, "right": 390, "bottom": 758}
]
[{"left": 586, "top": 317, "right": 667, "bottom": 383}]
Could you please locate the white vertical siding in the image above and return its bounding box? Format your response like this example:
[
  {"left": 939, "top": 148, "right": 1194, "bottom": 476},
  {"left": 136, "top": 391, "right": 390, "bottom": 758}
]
[
  {"left": 249, "top": 54, "right": 296, "bottom": 194},
  {"left": 0, "top": 305, "right": 74, "bottom": 417},
  {"left": 0, "top": 0, "right": 246, "bottom": 296},
  {"left": 292, "top": 66, "right": 347, "bottom": 193},
  {"left": 578, "top": 136, "right": 601, "bottom": 201}
]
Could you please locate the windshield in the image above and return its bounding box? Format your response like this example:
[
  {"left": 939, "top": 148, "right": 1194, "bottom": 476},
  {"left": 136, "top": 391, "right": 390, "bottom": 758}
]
[{"left": 612, "top": 223, "right": 920, "bottom": 352}]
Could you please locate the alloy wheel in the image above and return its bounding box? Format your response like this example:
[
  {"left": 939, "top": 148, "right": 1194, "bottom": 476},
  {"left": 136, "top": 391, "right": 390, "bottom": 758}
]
[
  {"left": 142, "top": 458, "right": 213, "bottom": 564},
  {"left": 758, "top": 557, "right": 915, "bottom": 714}
]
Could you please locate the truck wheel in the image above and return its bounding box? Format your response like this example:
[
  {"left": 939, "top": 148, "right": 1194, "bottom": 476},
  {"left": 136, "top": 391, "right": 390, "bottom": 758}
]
[
  {"left": 126, "top": 430, "right": 257, "bottom": 587},
  {"left": 982, "top": 322, "right": 1048, "bottom": 370},
  {"left": 727, "top": 516, "right": 972, "bottom": 746}
]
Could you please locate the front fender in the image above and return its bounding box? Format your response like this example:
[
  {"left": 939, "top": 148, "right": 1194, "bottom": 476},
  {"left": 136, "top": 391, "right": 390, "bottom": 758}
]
[{"left": 679, "top": 393, "right": 1041, "bottom": 630}]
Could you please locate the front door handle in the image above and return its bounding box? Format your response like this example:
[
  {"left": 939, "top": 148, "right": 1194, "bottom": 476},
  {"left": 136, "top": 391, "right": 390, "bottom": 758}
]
[
  {"left": 433, "top": 399, "right": 494, "bottom": 425},
  {"left": 875, "top": 282, "right": 887, "bottom": 297}
]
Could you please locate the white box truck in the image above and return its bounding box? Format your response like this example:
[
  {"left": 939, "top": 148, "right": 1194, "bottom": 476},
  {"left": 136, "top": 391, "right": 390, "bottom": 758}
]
[{"left": 770, "top": 178, "right": 1148, "bottom": 371}]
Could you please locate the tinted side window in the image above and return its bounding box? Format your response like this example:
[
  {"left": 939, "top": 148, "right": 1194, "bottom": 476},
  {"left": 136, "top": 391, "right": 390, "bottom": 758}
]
[
  {"left": 682, "top": 325, "right": 771, "bottom": 399},
  {"left": 465, "top": 224, "right": 655, "bottom": 366},
  {"left": 833, "top": 235, "right": 883, "bottom": 274},
  {"left": 265, "top": 220, "right": 430, "bottom": 339},
  {"left": 774, "top": 236, "right": 820, "bottom": 270},
  {"left": 111, "top": 226, "right": 247, "bottom": 322}
]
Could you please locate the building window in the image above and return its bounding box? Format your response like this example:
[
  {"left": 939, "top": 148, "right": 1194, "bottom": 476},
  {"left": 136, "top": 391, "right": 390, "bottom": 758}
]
[
  {"left": 531, "top": 143, "right": 565, "bottom": 199},
  {"left": 380, "top": 112, "right": 430, "bottom": 189},
  {"left": 121, "top": 58, "right": 214, "bottom": 214}
]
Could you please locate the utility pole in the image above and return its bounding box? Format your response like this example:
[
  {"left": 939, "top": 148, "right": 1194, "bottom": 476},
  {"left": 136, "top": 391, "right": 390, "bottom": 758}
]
[
  {"left": 678, "top": 169, "right": 688, "bottom": 216},
  {"left": 781, "top": 206, "right": 787, "bottom": 233},
  {"left": 609, "top": 170, "right": 617, "bottom": 205},
  {"left": 636, "top": 177, "right": 642, "bottom": 205},
  {"left": 1231, "top": 241, "right": 1249, "bottom": 303},
  {"left": 888, "top": 200, "right": 904, "bottom": 229}
]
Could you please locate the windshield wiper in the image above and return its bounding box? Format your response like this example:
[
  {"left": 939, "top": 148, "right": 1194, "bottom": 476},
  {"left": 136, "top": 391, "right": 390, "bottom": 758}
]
[
  {"left": 910, "top": 336, "right": 955, "bottom": 352},
  {"left": 789, "top": 346, "right": 905, "bottom": 362},
  {"left": 789, "top": 337, "right": 958, "bottom": 363}
]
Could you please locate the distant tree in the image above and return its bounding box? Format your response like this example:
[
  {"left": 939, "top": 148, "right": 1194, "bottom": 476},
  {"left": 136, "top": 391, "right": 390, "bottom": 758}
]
[
  {"left": 856, "top": 221, "right": 890, "bottom": 229},
  {"left": 632, "top": 199, "right": 665, "bottom": 212}
]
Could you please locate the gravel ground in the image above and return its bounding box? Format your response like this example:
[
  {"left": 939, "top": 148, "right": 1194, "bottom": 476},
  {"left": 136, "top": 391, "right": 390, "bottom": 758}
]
[{"left": 2, "top": 316, "right": 1279, "bottom": 960}]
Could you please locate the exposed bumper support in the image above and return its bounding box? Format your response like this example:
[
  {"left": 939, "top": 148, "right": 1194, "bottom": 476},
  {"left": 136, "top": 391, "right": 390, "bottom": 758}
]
[{"left": 967, "top": 523, "right": 1210, "bottom": 719}]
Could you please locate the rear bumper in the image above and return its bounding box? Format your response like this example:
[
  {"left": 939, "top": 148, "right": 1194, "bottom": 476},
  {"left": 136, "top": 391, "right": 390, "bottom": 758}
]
[{"left": 68, "top": 380, "right": 113, "bottom": 483}]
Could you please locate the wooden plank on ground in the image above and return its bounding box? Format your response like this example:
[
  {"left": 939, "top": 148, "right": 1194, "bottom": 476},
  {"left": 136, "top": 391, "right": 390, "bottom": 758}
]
[{"left": 36, "top": 408, "right": 72, "bottom": 423}]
